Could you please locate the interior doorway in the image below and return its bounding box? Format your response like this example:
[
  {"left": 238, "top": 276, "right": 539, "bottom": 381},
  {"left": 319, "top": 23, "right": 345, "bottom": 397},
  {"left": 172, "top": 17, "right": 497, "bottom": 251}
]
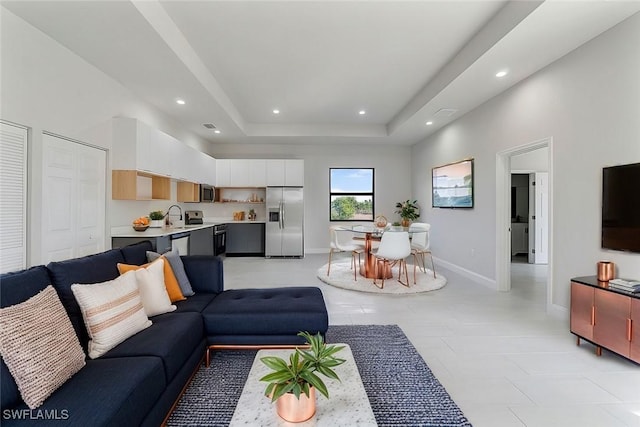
[{"left": 496, "top": 138, "right": 553, "bottom": 310}]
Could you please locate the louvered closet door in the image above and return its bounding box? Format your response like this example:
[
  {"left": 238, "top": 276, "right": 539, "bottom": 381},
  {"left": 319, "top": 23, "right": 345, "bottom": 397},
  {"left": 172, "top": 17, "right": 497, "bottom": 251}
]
[{"left": 0, "top": 122, "right": 28, "bottom": 273}]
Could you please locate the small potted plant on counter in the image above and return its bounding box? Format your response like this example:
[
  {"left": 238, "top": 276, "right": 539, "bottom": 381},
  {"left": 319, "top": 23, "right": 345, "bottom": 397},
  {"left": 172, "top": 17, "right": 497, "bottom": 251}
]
[
  {"left": 149, "top": 211, "right": 164, "bottom": 228},
  {"left": 260, "top": 332, "right": 345, "bottom": 423}
]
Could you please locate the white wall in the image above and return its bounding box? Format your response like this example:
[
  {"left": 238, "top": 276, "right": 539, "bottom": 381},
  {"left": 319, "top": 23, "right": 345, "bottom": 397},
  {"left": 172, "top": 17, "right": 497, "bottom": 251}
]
[
  {"left": 0, "top": 8, "right": 412, "bottom": 261},
  {"left": 0, "top": 8, "right": 211, "bottom": 265},
  {"left": 208, "top": 144, "right": 412, "bottom": 253},
  {"left": 511, "top": 147, "right": 549, "bottom": 172},
  {"left": 411, "top": 13, "right": 640, "bottom": 309}
]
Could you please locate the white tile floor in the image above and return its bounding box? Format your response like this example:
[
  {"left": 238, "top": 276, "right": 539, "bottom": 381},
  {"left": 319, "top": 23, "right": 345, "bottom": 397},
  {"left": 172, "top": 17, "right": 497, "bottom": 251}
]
[{"left": 222, "top": 255, "right": 640, "bottom": 427}]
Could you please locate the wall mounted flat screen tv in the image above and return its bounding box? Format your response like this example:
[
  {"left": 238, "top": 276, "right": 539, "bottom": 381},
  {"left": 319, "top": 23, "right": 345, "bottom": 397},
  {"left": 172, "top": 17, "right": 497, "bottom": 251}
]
[
  {"left": 432, "top": 159, "right": 474, "bottom": 208},
  {"left": 602, "top": 162, "right": 640, "bottom": 253}
]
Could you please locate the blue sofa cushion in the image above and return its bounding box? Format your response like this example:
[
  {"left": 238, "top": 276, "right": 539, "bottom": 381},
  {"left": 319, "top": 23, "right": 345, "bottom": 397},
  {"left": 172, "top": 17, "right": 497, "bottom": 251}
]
[
  {"left": 1, "top": 357, "right": 165, "bottom": 426},
  {"left": 120, "top": 240, "right": 153, "bottom": 265},
  {"left": 46, "top": 249, "right": 125, "bottom": 349},
  {"left": 181, "top": 256, "right": 224, "bottom": 294},
  {"left": 173, "top": 293, "right": 218, "bottom": 313},
  {"left": 0, "top": 266, "right": 51, "bottom": 308},
  {"left": 203, "top": 287, "right": 328, "bottom": 338},
  {"left": 0, "top": 266, "right": 53, "bottom": 409},
  {"left": 100, "top": 312, "right": 203, "bottom": 382}
]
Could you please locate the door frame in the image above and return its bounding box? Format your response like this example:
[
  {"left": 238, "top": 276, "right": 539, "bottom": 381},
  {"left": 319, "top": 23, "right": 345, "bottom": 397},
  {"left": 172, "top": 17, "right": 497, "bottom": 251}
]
[{"left": 496, "top": 137, "right": 553, "bottom": 308}]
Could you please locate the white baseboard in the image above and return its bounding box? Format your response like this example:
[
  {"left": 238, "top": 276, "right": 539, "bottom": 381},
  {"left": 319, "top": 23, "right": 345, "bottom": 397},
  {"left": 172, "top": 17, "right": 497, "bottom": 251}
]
[
  {"left": 547, "top": 302, "right": 569, "bottom": 319},
  {"left": 305, "top": 248, "right": 329, "bottom": 255},
  {"left": 433, "top": 256, "right": 497, "bottom": 290}
]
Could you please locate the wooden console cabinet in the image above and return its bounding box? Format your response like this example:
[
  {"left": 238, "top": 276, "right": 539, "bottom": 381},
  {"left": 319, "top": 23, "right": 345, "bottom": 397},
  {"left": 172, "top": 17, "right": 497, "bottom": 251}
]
[{"left": 570, "top": 276, "right": 639, "bottom": 363}]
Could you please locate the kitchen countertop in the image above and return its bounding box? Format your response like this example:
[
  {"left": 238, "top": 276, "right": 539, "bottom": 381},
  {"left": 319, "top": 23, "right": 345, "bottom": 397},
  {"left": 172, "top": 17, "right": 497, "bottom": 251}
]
[{"left": 111, "top": 220, "right": 266, "bottom": 238}]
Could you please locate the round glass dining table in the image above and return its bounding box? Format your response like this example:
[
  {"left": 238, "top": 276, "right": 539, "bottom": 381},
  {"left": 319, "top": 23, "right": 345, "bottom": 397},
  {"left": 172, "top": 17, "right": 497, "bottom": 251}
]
[{"left": 339, "top": 225, "right": 406, "bottom": 279}]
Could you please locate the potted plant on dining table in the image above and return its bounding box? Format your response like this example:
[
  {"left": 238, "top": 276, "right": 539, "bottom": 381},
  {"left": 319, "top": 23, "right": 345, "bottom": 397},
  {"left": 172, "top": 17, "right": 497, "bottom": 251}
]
[{"left": 395, "top": 199, "right": 419, "bottom": 227}]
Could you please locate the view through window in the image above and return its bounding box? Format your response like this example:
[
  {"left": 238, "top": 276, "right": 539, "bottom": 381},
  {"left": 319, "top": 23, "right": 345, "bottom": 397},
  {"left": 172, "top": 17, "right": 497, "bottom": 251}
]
[{"left": 330, "top": 168, "right": 374, "bottom": 221}]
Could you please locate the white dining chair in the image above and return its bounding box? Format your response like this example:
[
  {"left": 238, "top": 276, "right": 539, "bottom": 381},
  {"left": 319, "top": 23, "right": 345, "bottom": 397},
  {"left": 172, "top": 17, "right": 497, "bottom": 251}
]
[
  {"left": 327, "top": 227, "right": 364, "bottom": 280},
  {"left": 408, "top": 222, "right": 436, "bottom": 283},
  {"left": 372, "top": 231, "right": 411, "bottom": 289}
]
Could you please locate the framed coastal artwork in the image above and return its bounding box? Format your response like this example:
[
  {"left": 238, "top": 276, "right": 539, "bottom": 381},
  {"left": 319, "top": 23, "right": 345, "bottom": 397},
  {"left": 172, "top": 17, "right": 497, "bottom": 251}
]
[{"left": 432, "top": 159, "right": 474, "bottom": 208}]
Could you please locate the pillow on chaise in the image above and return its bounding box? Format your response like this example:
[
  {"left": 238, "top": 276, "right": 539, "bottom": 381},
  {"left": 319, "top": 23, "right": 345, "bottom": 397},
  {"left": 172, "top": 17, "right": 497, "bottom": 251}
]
[
  {"left": 119, "top": 256, "right": 186, "bottom": 302},
  {"left": 117, "top": 258, "right": 177, "bottom": 316},
  {"left": 0, "top": 286, "right": 86, "bottom": 408},
  {"left": 146, "top": 249, "right": 194, "bottom": 296},
  {"left": 72, "top": 271, "right": 151, "bottom": 359}
]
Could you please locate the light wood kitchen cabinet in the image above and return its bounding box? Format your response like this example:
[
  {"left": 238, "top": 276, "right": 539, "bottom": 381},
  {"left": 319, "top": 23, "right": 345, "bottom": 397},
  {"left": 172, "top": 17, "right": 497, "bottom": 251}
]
[
  {"left": 112, "top": 170, "right": 170, "bottom": 200},
  {"left": 570, "top": 277, "right": 639, "bottom": 363},
  {"left": 176, "top": 181, "right": 200, "bottom": 202}
]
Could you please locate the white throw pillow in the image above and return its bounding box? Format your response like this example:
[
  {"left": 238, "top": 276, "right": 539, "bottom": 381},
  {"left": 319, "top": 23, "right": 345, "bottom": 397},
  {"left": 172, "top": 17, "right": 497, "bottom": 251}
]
[
  {"left": 0, "top": 286, "right": 86, "bottom": 409},
  {"left": 129, "top": 258, "right": 177, "bottom": 317},
  {"left": 72, "top": 271, "right": 152, "bottom": 359}
]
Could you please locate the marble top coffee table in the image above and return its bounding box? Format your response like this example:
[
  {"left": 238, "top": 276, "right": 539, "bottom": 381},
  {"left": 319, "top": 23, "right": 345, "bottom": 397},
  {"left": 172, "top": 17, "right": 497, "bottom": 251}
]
[{"left": 229, "top": 344, "right": 377, "bottom": 426}]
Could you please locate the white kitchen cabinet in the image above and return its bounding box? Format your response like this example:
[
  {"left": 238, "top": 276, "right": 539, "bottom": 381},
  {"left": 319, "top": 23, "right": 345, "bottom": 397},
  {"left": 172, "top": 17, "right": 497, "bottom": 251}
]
[
  {"left": 112, "top": 117, "right": 172, "bottom": 176},
  {"left": 266, "top": 159, "right": 304, "bottom": 186},
  {"left": 229, "top": 159, "right": 251, "bottom": 187},
  {"left": 285, "top": 159, "right": 304, "bottom": 186},
  {"left": 248, "top": 159, "right": 267, "bottom": 187},
  {"left": 266, "top": 159, "right": 285, "bottom": 186},
  {"left": 197, "top": 151, "right": 216, "bottom": 185},
  {"left": 216, "top": 159, "right": 231, "bottom": 187}
]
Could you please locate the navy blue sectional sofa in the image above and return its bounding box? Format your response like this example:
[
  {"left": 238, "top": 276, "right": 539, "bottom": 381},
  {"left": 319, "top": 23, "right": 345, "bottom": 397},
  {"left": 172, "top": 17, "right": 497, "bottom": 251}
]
[{"left": 0, "top": 241, "right": 328, "bottom": 426}]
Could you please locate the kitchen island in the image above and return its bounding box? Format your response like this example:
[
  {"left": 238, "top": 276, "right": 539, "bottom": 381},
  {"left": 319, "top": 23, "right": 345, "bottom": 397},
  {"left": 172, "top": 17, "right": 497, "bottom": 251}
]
[{"left": 111, "top": 220, "right": 266, "bottom": 256}]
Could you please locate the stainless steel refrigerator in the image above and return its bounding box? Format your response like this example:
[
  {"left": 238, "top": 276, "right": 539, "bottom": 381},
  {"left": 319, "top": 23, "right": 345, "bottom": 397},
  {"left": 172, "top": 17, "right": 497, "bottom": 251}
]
[{"left": 265, "top": 187, "right": 304, "bottom": 257}]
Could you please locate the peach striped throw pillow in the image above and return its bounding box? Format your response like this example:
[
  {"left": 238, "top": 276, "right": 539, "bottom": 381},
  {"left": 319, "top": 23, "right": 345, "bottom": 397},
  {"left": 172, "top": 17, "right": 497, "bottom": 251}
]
[{"left": 71, "top": 271, "right": 151, "bottom": 359}]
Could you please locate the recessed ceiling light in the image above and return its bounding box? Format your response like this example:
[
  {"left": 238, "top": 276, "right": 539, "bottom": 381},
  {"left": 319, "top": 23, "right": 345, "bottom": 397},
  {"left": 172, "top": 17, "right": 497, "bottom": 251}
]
[
  {"left": 359, "top": 110, "right": 366, "bottom": 115},
  {"left": 214, "top": 130, "right": 221, "bottom": 134},
  {"left": 426, "top": 121, "right": 433, "bottom": 126},
  {"left": 176, "top": 99, "right": 186, "bottom": 105},
  {"left": 495, "top": 70, "right": 508, "bottom": 78},
  {"left": 272, "top": 109, "right": 280, "bottom": 114}
]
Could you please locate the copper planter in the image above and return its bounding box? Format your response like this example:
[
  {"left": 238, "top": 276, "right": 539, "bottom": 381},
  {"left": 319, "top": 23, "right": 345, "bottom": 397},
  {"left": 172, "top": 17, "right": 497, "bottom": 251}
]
[
  {"left": 597, "top": 261, "right": 615, "bottom": 282},
  {"left": 275, "top": 387, "right": 316, "bottom": 423}
]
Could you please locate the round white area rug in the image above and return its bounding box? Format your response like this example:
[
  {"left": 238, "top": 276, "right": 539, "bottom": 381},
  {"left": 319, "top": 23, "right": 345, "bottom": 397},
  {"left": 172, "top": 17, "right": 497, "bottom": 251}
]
[{"left": 317, "top": 260, "right": 447, "bottom": 294}]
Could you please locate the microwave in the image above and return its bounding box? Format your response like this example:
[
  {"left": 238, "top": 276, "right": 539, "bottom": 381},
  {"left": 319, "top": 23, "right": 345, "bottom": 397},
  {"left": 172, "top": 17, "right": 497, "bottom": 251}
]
[{"left": 200, "top": 185, "right": 215, "bottom": 203}]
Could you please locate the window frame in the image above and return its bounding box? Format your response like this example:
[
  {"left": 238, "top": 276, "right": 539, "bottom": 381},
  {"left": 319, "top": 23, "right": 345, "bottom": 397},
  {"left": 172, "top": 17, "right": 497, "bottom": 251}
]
[{"left": 329, "top": 168, "right": 375, "bottom": 222}]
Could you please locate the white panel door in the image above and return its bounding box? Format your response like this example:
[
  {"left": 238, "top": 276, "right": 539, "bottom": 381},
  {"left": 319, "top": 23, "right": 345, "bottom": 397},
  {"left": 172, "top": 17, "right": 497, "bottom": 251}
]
[
  {"left": 42, "top": 134, "right": 106, "bottom": 263},
  {"left": 528, "top": 173, "right": 535, "bottom": 264},
  {"left": 534, "top": 172, "right": 549, "bottom": 264}
]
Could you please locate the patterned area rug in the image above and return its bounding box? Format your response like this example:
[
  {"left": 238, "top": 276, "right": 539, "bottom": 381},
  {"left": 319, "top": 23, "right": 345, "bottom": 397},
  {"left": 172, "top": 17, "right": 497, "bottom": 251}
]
[
  {"left": 167, "top": 325, "right": 471, "bottom": 427},
  {"left": 317, "top": 260, "right": 447, "bottom": 294}
]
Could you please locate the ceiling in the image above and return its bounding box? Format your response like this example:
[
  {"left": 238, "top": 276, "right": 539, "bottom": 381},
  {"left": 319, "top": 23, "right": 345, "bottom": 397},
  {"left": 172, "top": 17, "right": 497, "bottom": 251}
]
[{"left": 3, "top": 0, "right": 639, "bottom": 146}]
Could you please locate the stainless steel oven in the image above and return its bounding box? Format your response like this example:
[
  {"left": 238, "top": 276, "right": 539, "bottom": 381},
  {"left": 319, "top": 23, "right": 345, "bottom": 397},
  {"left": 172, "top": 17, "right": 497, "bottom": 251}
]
[{"left": 213, "top": 224, "right": 226, "bottom": 256}]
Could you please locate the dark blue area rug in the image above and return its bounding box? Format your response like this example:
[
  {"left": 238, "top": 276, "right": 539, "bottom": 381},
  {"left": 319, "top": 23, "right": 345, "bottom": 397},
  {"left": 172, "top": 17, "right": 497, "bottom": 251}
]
[{"left": 167, "top": 324, "right": 471, "bottom": 426}]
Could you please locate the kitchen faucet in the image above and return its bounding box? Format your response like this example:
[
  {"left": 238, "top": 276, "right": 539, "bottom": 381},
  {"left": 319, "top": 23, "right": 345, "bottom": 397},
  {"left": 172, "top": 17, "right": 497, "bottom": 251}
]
[{"left": 165, "top": 205, "right": 183, "bottom": 226}]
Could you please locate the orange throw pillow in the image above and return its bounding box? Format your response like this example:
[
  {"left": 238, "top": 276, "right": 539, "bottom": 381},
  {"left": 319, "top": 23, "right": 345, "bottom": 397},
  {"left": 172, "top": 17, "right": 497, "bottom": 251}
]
[{"left": 117, "top": 257, "right": 186, "bottom": 302}]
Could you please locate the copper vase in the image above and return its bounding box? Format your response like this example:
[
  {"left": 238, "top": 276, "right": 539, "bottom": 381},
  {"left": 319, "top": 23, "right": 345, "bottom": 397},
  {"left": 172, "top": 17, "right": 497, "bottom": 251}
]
[
  {"left": 597, "top": 261, "right": 615, "bottom": 282},
  {"left": 275, "top": 387, "right": 316, "bottom": 423}
]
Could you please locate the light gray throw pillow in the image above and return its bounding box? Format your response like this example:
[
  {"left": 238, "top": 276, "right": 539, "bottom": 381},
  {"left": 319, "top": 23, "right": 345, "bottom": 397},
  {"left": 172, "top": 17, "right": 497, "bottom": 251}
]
[{"left": 146, "top": 249, "right": 195, "bottom": 296}]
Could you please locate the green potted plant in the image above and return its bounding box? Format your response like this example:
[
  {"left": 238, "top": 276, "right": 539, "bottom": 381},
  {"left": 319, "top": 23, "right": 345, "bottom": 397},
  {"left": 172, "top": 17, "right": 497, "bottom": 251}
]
[
  {"left": 395, "top": 199, "right": 419, "bottom": 227},
  {"left": 260, "top": 332, "right": 345, "bottom": 422},
  {"left": 149, "top": 210, "right": 164, "bottom": 228}
]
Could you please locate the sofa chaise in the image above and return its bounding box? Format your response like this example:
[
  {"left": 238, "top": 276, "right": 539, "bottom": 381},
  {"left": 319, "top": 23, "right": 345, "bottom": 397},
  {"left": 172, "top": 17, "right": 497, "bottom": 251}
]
[{"left": 0, "top": 241, "right": 328, "bottom": 426}]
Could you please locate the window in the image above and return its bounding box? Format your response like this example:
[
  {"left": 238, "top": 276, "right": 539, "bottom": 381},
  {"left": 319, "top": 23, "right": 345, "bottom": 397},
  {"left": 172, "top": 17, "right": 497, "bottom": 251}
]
[{"left": 330, "top": 168, "right": 374, "bottom": 221}]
